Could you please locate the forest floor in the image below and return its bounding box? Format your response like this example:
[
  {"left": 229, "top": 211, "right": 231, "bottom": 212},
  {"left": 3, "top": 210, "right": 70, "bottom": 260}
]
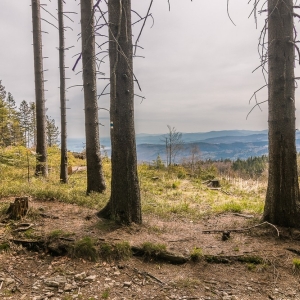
[{"left": 1, "top": 197, "right": 300, "bottom": 300}]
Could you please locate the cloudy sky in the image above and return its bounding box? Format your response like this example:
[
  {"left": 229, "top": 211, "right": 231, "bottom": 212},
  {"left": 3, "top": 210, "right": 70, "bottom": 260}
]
[{"left": 1, "top": 0, "right": 297, "bottom": 138}]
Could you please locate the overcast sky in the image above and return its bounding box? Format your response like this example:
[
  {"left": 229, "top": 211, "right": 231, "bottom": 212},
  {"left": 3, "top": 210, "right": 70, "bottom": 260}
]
[{"left": 1, "top": 0, "right": 297, "bottom": 138}]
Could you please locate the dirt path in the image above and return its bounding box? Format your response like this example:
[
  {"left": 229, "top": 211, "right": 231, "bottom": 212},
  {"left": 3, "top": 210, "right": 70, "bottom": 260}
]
[{"left": 1, "top": 197, "right": 300, "bottom": 300}]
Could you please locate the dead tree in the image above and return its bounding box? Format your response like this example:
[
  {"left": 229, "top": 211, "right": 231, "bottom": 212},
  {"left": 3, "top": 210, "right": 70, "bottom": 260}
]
[
  {"left": 80, "top": 0, "right": 106, "bottom": 193},
  {"left": 31, "top": 0, "right": 48, "bottom": 177},
  {"left": 97, "top": 0, "right": 142, "bottom": 224},
  {"left": 262, "top": 0, "right": 300, "bottom": 227},
  {"left": 165, "top": 125, "right": 184, "bottom": 166},
  {"left": 248, "top": 0, "right": 300, "bottom": 227},
  {"left": 58, "top": 0, "right": 68, "bottom": 183}
]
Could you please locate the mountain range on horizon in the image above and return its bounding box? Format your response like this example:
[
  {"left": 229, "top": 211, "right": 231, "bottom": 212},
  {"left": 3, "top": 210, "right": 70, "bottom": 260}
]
[{"left": 66, "top": 129, "right": 300, "bottom": 162}]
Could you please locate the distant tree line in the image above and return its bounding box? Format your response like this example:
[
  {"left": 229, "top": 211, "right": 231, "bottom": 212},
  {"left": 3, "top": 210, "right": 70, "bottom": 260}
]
[{"left": 0, "top": 80, "right": 59, "bottom": 148}]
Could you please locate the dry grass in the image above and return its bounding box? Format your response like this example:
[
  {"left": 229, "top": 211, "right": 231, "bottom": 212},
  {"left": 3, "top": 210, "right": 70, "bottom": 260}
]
[{"left": 0, "top": 146, "right": 266, "bottom": 220}]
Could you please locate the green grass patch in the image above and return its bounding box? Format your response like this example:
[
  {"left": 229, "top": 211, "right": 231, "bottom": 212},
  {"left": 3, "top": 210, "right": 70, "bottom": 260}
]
[
  {"left": 293, "top": 258, "right": 300, "bottom": 270},
  {"left": 73, "top": 237, "right": 98, "bottom": 262},
  {"left": 0, "top": 242, "right": 10, "bottom": 252},
  {"left": 190, "top": 247, "right": 203, "bottom": 262},
  {"left": 141, "top": 242, "right": 166, "bottom": 257},
  {"left": 99, "top": 241, "right": 132, "bottom": 261}
]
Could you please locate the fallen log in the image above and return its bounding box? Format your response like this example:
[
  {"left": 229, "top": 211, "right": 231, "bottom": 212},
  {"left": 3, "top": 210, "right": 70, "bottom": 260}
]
[{"left": 131, "top": 245, "right": 189, "bottom": 264}]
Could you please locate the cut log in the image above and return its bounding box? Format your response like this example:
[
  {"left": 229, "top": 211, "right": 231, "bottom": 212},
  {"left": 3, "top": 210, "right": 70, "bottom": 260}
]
[
  {"left": 207, "top": 179, "right": 221, "bottom": 188},
  {"left": 6, "top": 197, "right": 29, "bottom": 220},
  {"left": 68, "top": 166, "right": 87, "bottom": 175}
]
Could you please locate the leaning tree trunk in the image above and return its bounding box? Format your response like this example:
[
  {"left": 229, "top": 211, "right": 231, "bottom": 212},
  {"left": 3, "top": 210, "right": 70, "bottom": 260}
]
[
  {"left": 97, "top": 0, "right": 141, "bottom": 224},
  {"left": 58, "top": 0, "right": 68, "bottom": 184},
  {"left": 263, "top": 0, "right": 300, "bottom": 227},
  {"left": 31, "top": 0, "right": 48, "bottom": 177},
  {"left": 81, "top": 0, "right": 106, "bottom": 193}
]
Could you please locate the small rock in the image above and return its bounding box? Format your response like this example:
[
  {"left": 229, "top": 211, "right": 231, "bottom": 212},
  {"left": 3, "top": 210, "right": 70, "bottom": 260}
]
[
  {"left": 124, "top": 281, "right": 132, "bottom": 287},
  {"left": 74, "top": 272, "right": 86, "bottom": 280},
  {"left": 5, "top": 278, "right": 15, "bottom": 285},
  {"left": 114, "top": 271, "right": 121, "bottom": 276},
  {"left": 85, "top": 275, "right": 96, "bottom": 282},
  {"left": 64, "top": 283, "right": 74, "bottom": 291},
  {"left": 45, "top": 292, "right": 55, "bottom": 297},
  {"left": 44, "top": 280, "right": 59, "bottom": 287}
]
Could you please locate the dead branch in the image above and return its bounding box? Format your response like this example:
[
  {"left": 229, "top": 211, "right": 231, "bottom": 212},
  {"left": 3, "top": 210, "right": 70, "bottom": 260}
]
[
  {"left": 202, "top": 221, "right": 280, "bottom": 236},
  {"left": 232, "top": 213, "right": 254, "bottom": 219},
  {"left": 246, "top": 99, "right": 268, "bottom": 119},
  {"left": 40, "top": 5, "right": 58, "bottom": 21},
  {"left": 286, "top": 248, "right": 300, "bottom": 255},
  {"left": 133, "top": 0, "right": 154, "bottom": 55},
  {"left": 227, "top": 0, "right": 236, "bottom": 26},
  {"left": 97, "top": 83, "right": 110, "bottom": 99},
  {"left": 72, "top": 53, "right": 82, "bottom": 71},
  {"left": 249, "top": 84, "right": 268, "bottom": 104},
  {"left": 133, "top": 268, "right": 165, "bottom": 285},
  {"left": 289, "top": 40, "right": 300, "bottom": 64},
  {"left": 13, "top": 223, "right": 34, "bottom": 232},
  {"left": 41, "top": 18, "right": 59, "bottom": 30}
]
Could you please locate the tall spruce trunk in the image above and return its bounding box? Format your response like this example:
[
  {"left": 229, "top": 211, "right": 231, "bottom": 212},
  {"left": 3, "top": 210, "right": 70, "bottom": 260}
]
[
  {"left": 31, "top": 0, "right": 48, "bottom": 177},
  {"left": 97, "top": 0, "right": 141, "bottom": 224},
  {"left": 81, "top": 0, "right": 106, "bottom": 193},
  {"left": 58, "top": 0, "right": 68, "bottom": 183},
  {"left": 263, "top": 0, "right": 300, "bottom": 227}
]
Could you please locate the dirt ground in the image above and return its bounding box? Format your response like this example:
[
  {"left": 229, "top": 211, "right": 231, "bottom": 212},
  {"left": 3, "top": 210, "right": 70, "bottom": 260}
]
[{"left": 1, "top": 197, "right": 300, "bottom": 300}]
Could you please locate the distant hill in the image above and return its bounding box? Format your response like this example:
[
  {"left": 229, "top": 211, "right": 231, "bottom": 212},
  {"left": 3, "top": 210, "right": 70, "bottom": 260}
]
[{"left": 67, "top": 130, "right": 300, "bottom": 162}]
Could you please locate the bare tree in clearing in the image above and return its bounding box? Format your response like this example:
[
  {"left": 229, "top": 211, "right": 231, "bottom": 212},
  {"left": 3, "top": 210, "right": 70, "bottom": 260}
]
[{"left": 165, "top": 125, "right": 184, "bottom": 166}]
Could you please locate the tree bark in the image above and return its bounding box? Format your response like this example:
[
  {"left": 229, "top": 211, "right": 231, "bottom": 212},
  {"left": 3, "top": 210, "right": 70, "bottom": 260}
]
[
  {"left": 80, "top": 0, "right": 106, "bottom": 193},
  {"left": 58, "top": 0, "right": 68, "bottom": 184},
  {"left": 31, "top": 0, "right": 48, "bottom": 177},
  {"left": 263, "top": 0, "right": 300, "bottom": 227},
  {"left": 98, "top": 0, "right": 141, "bottom": 224}
]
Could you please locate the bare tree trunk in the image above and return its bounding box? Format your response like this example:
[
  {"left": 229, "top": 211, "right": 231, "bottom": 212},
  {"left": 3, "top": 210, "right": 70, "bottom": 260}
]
[
  {"left": 31, "top": 0, "right": 48, "bottom": 177},
  {"left": 263, "top": 0, "right": 300, "bottom": 227},
  {"left": 81, "top": 0, "right": 106, "bottom": 193},
  {"left": 98, "top": 0, "right": 141, "bottom": 224},
  {"left": 58, "top": 0, "right": 68, "bottom": 184}
]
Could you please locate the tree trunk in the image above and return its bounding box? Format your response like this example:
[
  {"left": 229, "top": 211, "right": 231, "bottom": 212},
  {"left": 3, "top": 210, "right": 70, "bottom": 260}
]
[
  {"left": 31, "top": 0, "right": 48, "bottom": 177},
  {"left": 263, "top": 0, "right": 300, "bottom": 227},
  {"left": 58, "top": 0, "right": 68, "bottom": 184},
  {"left": 98, "top": 0, "right": 141, "bottom": 224},
  {"left": 80, "top": 0, "right": 106, "bottom": 193}
]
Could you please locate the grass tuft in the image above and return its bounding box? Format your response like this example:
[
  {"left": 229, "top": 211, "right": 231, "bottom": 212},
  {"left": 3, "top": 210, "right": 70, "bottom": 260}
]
[
  {"left": 141, "top": 242, "right": 166, "bottom": 257},
  {"left": 190, "top": 247, "right": 203, "bottom": 262},
  {"left": 99, "top": 241, "right": 132, "bottom": 261},
  {"left": 73, "top": 237, "right": 98, "bottom": 261}
]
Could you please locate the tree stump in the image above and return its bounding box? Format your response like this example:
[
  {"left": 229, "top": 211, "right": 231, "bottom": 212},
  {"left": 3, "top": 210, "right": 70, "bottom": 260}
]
[
  {"left": 207, "top": 179, "right": 221, "bottom": 188},
  {"left": 6, "top": 197, "right": 29, "bottom": 220}
]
